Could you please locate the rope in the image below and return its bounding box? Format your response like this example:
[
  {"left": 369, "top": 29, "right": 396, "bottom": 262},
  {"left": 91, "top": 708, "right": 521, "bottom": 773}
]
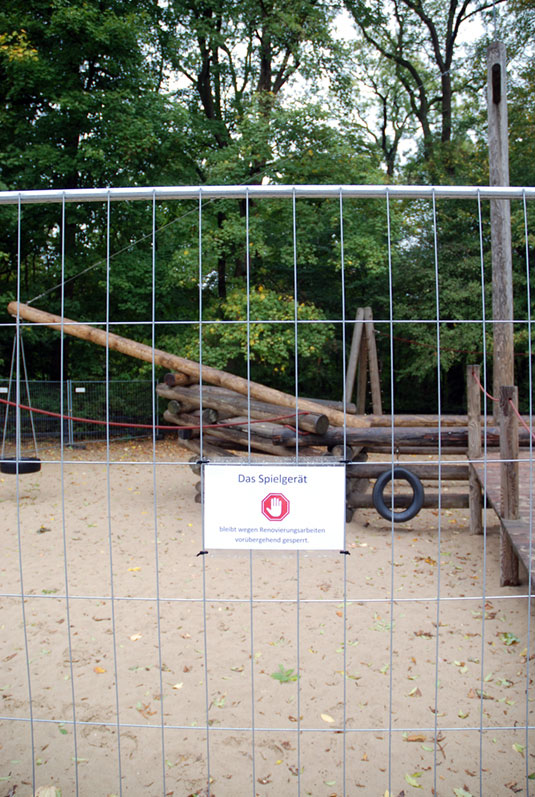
[
  {"left": 471, "top": 371, "right": 499, "bottom": 402},
  {"left": 508, "top": 400, "right": 535, "bottom": 442},
  {"left": 472, "top": 372, "right": 535, "bottom": 441},
  {"left": 0, "top": 397, "right": 308, "bottom": 433}
]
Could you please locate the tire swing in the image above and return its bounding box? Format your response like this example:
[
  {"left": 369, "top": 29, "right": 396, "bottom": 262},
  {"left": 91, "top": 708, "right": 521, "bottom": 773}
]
[
  {"left": 1, "top": 333, "right": 41, "bottom": 476},
  {"left": 372, "top": 466, "right": 424, "bottom": 523}
]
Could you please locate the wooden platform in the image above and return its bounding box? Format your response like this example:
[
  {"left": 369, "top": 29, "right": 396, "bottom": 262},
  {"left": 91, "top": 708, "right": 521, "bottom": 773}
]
[{"left": 472, "top": 451, "right": 534, "bottom": 583}]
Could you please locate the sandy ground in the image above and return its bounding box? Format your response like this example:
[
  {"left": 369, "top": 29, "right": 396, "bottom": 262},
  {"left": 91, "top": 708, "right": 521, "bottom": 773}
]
[{"left": 0, "top": 438, "right": 533, "bottom": 796}]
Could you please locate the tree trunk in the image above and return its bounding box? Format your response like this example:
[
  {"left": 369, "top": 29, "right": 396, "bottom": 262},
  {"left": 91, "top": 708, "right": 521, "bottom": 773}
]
[{"left": 9, "top": 302, "right": 368, "bottom": 428}]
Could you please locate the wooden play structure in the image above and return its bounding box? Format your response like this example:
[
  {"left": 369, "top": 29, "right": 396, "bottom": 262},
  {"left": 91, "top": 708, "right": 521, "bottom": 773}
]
[
  {"left": 5, "top": 300, "right": 533, "bottom": 569},
  {"left": 467, "top": 364, "right": 534, "bottom": 587}
]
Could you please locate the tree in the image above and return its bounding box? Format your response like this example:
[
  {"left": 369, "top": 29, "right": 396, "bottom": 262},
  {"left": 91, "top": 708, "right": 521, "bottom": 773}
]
[
  {"left": 0, "top": 0, "right": 195, "bottom": 375},
  {"left": 342, "top": 0, "right": 505, "bottom": 174}
]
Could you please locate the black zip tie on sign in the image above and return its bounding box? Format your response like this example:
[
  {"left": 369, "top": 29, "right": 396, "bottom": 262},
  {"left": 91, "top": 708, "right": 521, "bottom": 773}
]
[
  {"left": 196, "top": 550, "right": 209, "bottom": 557},
  {"left": 340, "top": 550, "right": 350, "bottom": 556}
]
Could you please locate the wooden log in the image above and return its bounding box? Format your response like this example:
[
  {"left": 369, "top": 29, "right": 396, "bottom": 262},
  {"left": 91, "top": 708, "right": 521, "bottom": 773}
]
[
  {"left": 499, "top": 385, "right": 520, "bottom": 586},
  {"left": 212, "top": 416, "right": 295, "bottom": 441},
  {"left": 163, "top": 409, "right": 220, "bottom": 439},
  {"left": 345, "top": 307, "right": 365, "bottom": 402},
  {"left": 347, "top": 491, "right": 470, "bottom": 510},
  {"left": 163, "top": 409, "right": 199, "bottom": 439},
  {"left": 273, "top": 426, "right": 501, "bottom": 448},
  {"left": 204, "top": 427, "right": 301, "bottom": 457},
  {"left": 157, "top": 386, "right": 199, "bottom": 413},
  {"left": 190, "top": 407, "right": 219, "bottom": 424},
  {"left": 346, "top": 476, "right": 370, "bottom": 496},
  {"left": 177, "top": 437, "right": 237, "bottom": 460},
  {"left": 7, "top": 302, "right": 369, "bottom": 429},
  {"left": 366, "top": 414, "right": 469, "bottom": 427},
  {"left": 369, "top": 446, "right": 470, "bottom": 455},
  {"left": 166, "top": 406, "right": 217, "bottom": 426},
  {"left": 273, "top": 425, "right": 531, "bottom": 449},
  {"left": 346, "top": 463, "right": 469, "bottom": 481},
  {"left": 356, "top": 332, "right": 368, "bottom": 414},
  {"left": 329, "top": 443, "right": 363, "bottom": 461},
  {"left": 191, "top": 385, "right": 330, "bottom": 434},
  {"left": 364, "top": 306, "right": 382, "bottom": 414},
  {"left": 364, "top": 413, "right": 534, "bottom": 428},
  {"left": 157, "top": 383, "right": 329, "bottom": 435},
  {"left": 164, "top": 371, "right": 198, "bottom": 387},
  {"left": 303, "top": 398, "right": 357, "bottom": 414}
]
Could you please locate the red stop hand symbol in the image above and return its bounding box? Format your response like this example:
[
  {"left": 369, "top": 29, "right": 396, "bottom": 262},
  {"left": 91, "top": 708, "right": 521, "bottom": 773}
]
[{"left": 261, "top": 493, "right": 290, "bottom": 521}]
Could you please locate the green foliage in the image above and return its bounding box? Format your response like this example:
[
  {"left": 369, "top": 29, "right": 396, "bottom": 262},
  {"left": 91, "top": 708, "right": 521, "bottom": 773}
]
[
  {"left": 160, "top": 286, "right": 335, "bottom": 393},
  {"left": 0, "top": 0, "right": 533, "bottom": 416}
]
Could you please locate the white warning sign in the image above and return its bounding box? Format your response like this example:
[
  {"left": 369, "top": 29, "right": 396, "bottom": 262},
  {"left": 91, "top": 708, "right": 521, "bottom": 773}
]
[{"left": 203, "top": 463, "right": 346, "bottom": 550}]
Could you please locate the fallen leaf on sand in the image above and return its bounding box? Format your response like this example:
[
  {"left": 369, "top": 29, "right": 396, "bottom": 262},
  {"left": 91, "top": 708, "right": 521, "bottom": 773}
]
[
  {"left": 129, "top": 634, "right": 142, "bottom": 641},
  {"left": 406, "top": 734, "right": 426, "bottom": 742},
  {"left": 405, "top": 772, "right": 422, "bottom": 788},
  {"left": 128, "top": 567, "right": 141, "bottom": 572},
  {"left": 321, "top": 713, "right": 335, "bottom": 723},
  {"left": 93, "top": 666, "right": 106, "bottom": 674}
]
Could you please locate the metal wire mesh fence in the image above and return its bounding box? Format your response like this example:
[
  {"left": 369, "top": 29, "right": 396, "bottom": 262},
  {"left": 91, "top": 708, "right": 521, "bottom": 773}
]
[
  {"left": 0, "top": 380, "right": 159, "bottom": 445},
  {"left": 0, "top": 185, "right": 533, "bottom": 797}
]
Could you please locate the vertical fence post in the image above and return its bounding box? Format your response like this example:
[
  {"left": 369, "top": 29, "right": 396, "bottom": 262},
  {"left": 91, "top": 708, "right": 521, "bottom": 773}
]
[
  {"left": 67, "top": 380, "right": 73, "bottom": 446},
  {"left": 499, "top": 385, "right": 519, "bottom": 585},
  {"left": 467, "top": 364, "right": 483, "bottom": 535}
]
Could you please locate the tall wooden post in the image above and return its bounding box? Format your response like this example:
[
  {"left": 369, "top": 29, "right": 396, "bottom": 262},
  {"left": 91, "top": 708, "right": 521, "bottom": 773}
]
[
  {"left": 467, "top": 364, "right": 483, "bottom": 535},
  {"left": 487, "top": 42, "right": 515, "bottom": 417},
  {"left": 345, "top": 307, "right": 365, "bottom": 402},
  {"left": 355, "top": 334, "right": 368, "bottom": 415},
  {"left": 499, "top": 385, "right": 519, "bottom": 586},
  {"left": 364, "top": 306, "right": 383, "bottom": 415}
]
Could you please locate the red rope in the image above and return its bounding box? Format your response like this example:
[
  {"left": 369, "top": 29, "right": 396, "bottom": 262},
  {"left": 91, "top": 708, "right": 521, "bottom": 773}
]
[
  {"left": 471, "top": 371, "right": 499, "bottom": 402},
  {"left": 471, "top": 373, "right": 535, "bottom": 441},
  {"left": 0, "top": 397, "right": 307, "bottom": 432},
  {"left": 507, "top": 399, "right": 535, "bottom": 442}
]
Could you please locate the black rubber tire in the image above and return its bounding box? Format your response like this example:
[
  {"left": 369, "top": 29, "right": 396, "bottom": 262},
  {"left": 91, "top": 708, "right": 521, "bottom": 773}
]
[
  {"left": 372, "top": 466, "right": 424, "bottom": 523},
  {"left": 1, "top": 457, "right": 41, "bottom": 475}
]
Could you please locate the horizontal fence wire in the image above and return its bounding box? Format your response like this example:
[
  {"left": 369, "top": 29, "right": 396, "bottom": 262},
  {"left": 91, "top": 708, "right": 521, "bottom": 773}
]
[{"left": 0, "top": 184, "right": 533, "bottom": 797}]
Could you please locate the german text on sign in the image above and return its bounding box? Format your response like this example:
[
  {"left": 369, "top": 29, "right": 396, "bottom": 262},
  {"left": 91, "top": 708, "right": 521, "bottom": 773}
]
[{"left": 203, "top": 464, "right": 345, "bottom": 550}]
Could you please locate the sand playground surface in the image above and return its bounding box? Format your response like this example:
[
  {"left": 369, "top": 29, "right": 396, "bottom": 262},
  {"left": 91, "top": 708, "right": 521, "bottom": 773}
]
[{"left": 1, "top": 438, "right": 533, "bottom": 796}]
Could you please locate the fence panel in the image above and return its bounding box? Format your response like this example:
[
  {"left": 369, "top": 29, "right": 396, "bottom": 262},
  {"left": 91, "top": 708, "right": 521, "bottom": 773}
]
[
  {"left": 0, "top": 380, "right": 158, "bottom": 445},
  {"left": 0, "top": 185, "right": 533, "bottom": 797}
]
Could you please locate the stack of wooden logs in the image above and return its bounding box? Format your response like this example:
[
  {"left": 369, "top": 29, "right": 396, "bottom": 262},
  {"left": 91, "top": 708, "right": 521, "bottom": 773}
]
[{"left": 156, "top": 371, "right": 531, "bottom": 521}]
